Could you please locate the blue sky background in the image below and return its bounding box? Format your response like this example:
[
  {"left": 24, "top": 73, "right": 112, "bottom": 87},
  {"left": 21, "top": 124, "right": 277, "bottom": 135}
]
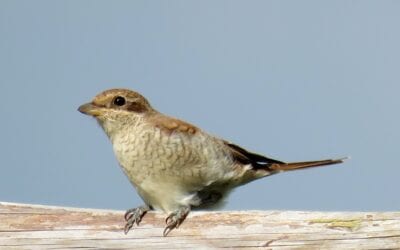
[{"left": 1, "top": 1, "right": 399, "bottom": 212}]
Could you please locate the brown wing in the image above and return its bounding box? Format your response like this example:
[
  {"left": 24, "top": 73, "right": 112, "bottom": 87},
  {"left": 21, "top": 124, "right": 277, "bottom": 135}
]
[
  {"left": 148, "top": 114, "right": 198, "bottom": 135},
  {"left": 224, "top": 142, "right": 285, "bottom": 169}
]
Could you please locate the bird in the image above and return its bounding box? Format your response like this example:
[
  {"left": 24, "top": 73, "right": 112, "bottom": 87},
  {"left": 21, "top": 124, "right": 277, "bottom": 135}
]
[{"left": 78, "top": 88, "right": 344, "bottom": 236}]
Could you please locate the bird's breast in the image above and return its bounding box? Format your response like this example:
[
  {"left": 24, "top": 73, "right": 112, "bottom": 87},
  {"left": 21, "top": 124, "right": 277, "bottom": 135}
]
[{"left": 109, "top": 124, "right": 241, "bottom": 211}]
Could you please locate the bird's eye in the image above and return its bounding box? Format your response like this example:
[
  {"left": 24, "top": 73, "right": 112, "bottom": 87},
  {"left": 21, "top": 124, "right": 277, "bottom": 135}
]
[{"left": 113, "top": 96, "right": 126, "bottom": 106}]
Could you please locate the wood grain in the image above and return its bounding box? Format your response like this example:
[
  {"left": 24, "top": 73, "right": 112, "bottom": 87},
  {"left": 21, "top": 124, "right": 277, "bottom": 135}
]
[{"left": 0, "top": 202, "right": 399, "bottom": 249}]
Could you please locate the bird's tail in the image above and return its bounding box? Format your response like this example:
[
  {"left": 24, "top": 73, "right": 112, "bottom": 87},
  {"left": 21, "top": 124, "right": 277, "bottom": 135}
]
[{"left": 268, "top": 158, "right": 346, "bottom": 172}]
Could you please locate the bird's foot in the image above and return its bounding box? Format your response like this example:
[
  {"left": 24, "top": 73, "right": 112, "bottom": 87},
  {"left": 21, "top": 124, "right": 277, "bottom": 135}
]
[
  {"left": 163, "top": 206, "right": 190, "bottom": 236},
  {"left": 124, "top": 205, "right": 150, "bottom": 234}
]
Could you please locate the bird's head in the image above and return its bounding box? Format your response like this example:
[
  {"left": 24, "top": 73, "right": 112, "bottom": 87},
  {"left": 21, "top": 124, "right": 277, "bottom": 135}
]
[{"left": 78, "top": 88, "right": 154, "bottom": 137}]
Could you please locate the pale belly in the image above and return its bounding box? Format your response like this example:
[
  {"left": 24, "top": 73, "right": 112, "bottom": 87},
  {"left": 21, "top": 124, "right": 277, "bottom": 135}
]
[{"left": 111, "top": 127, "right": 239, "bottom": 212}]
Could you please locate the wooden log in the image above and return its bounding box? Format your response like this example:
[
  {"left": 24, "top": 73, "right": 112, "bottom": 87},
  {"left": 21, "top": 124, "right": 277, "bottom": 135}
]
[{"left": 0, "top": 202, "right": 399, "bottom": 249}]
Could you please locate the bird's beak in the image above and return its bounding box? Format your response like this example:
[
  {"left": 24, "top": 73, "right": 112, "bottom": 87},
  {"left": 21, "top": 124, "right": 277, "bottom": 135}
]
[{"left": 78, "top": 102, "right": 104, "bottom": 117}]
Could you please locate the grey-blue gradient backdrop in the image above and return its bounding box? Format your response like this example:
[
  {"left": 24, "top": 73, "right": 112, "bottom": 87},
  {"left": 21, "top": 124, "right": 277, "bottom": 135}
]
[{"left": 1, "top": 1, "right": 399, "bottom": 211}]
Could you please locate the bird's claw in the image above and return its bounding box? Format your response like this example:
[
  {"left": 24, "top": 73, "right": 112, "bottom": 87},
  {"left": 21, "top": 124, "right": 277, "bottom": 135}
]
[
  {"left": 165, "top": 214, "right": 174, "bottom": 225},
  {"left": 123, "top": 205, "right": 149, "bottom": 234},
  {"left": 163, "top": 207, "right": 190, "bottom": 237}
]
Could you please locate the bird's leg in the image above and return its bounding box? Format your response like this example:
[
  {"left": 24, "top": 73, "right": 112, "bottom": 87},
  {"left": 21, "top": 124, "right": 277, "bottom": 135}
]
[
  {"left": 163, "top": 206, "right": 191, "bottom": 236},
  {"left": 124, "top": 204, "right": 150, "bottom": 234}
]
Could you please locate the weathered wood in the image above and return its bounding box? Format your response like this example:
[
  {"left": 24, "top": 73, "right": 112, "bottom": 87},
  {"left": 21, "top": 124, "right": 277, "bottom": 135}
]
[{"left": 0, "top": 202, "right": 399, "bottom": 249}]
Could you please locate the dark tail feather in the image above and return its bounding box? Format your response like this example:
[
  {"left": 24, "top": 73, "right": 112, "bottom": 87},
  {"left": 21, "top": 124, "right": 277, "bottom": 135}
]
[{"left": 269, "top": 158, "right": 346, "bottom": 172}]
